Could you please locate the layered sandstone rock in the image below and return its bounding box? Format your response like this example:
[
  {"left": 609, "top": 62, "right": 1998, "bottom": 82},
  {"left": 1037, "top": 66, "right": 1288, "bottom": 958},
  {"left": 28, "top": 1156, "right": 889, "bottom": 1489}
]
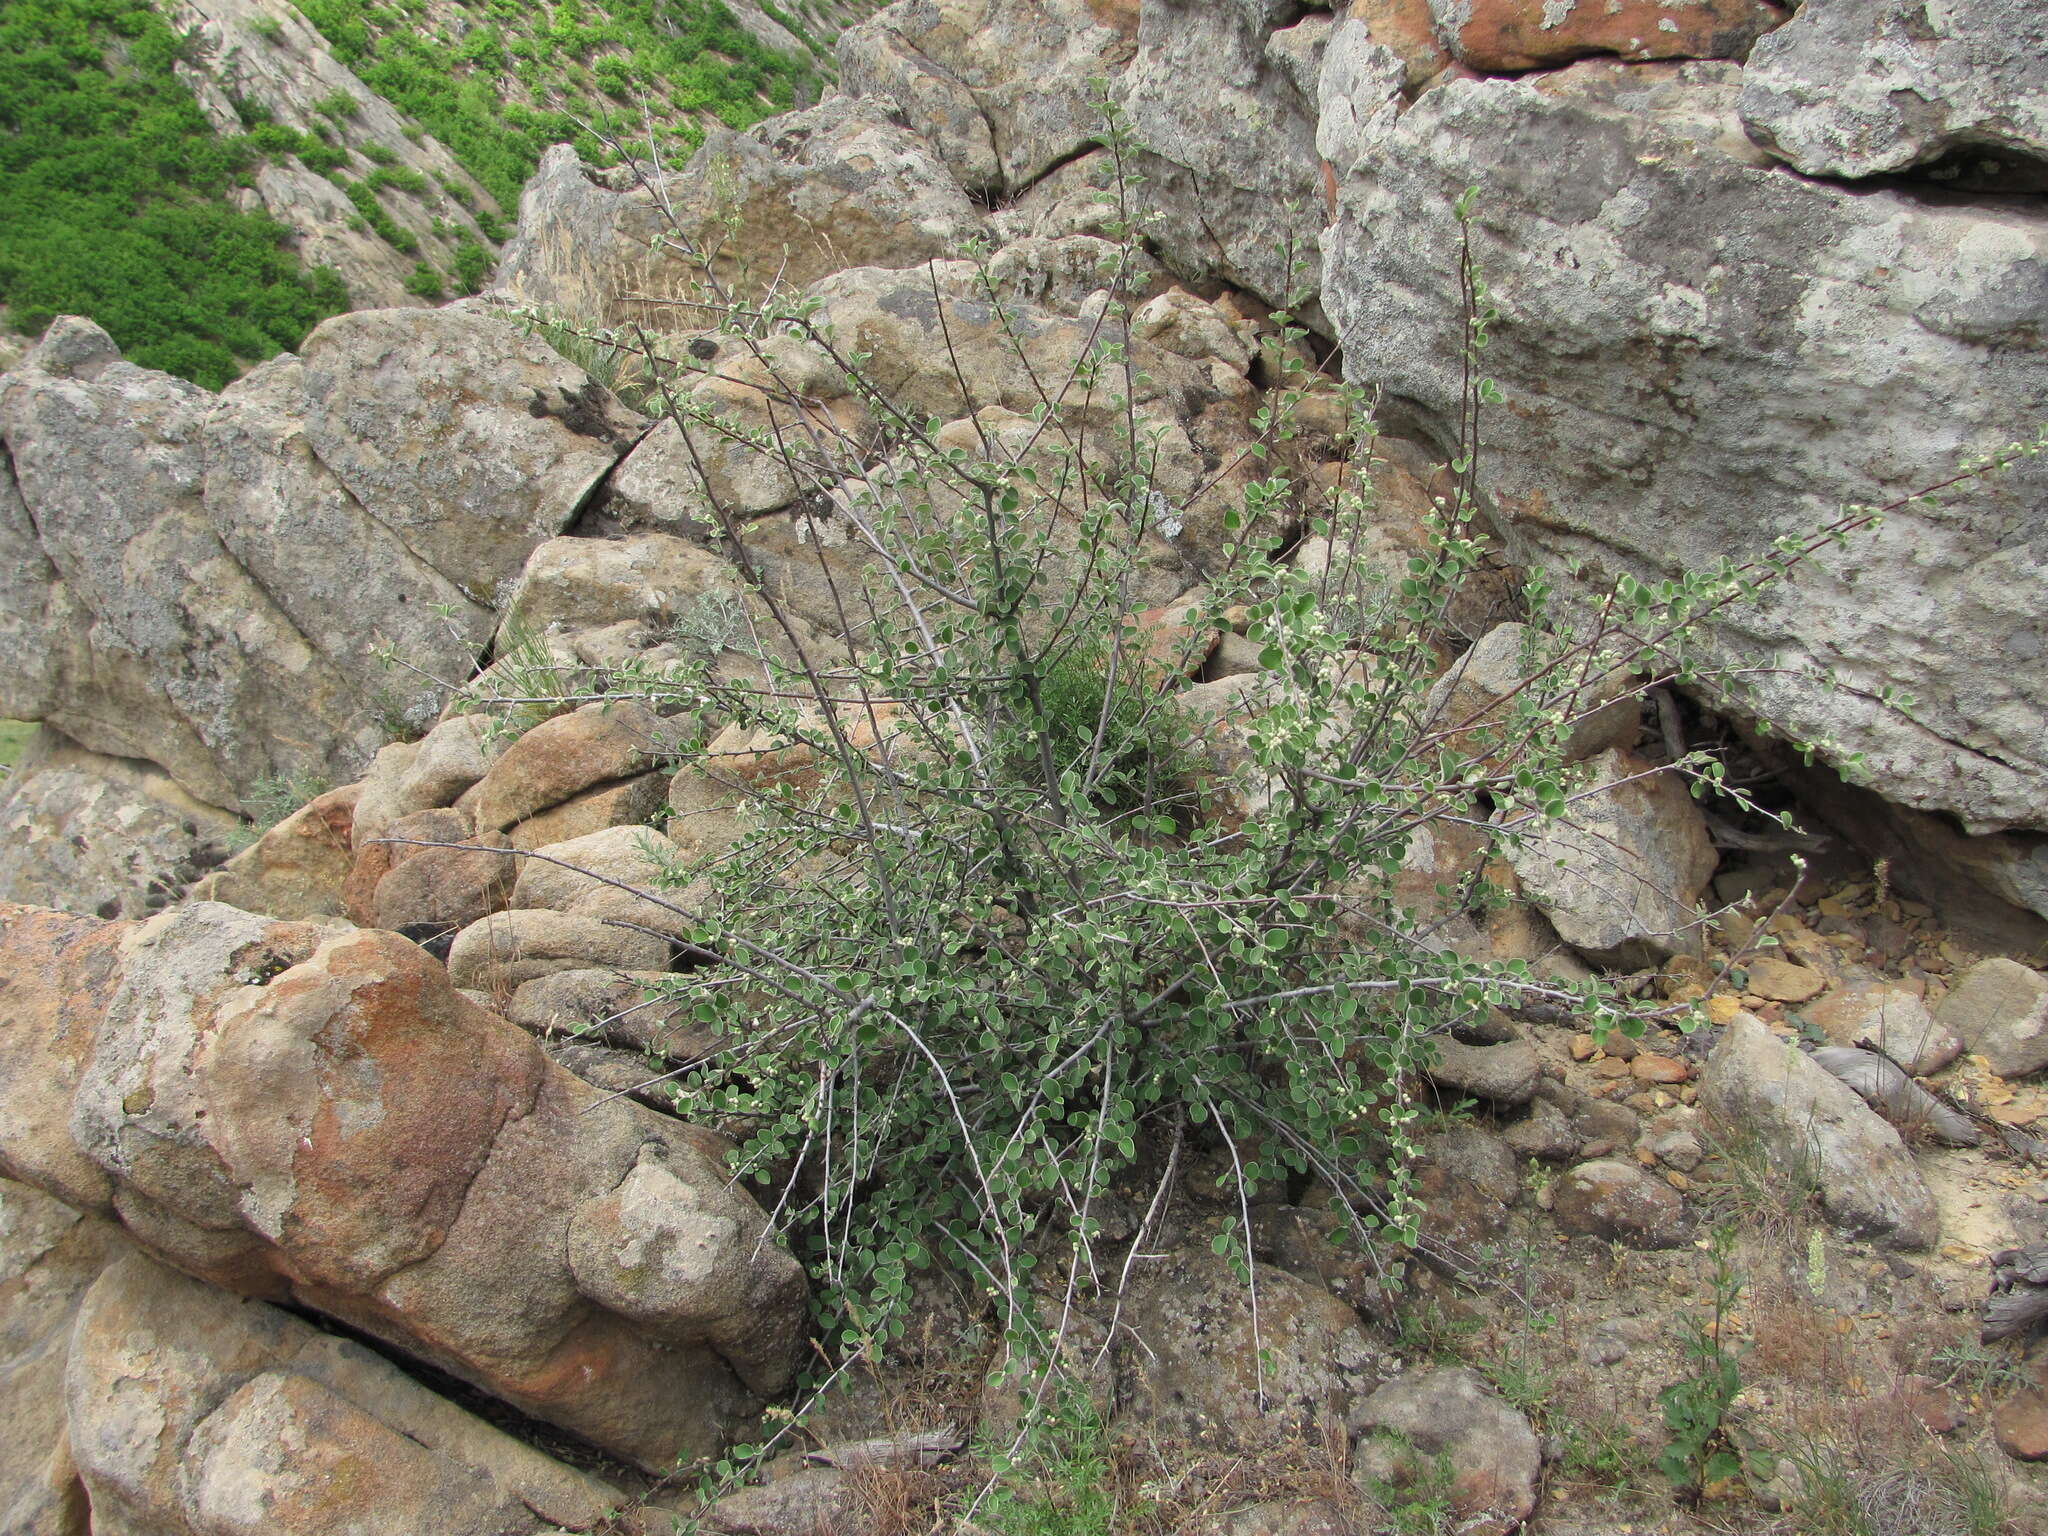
[{"left": 0, "top": 901, "right": 805, "bottom": 1471}]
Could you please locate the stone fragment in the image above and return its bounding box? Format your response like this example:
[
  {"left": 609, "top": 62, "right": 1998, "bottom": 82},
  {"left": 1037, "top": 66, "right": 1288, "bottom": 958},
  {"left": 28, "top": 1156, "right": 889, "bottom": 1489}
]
[
  {"left": 1640, "top": 1108, "right": 1705, "bottom": 1171},
  {"left": 1423, "top": 1036, "right": 1541, "bottom": 1106},
  {"left": 514, "top": 823, "right": 682, "bottom": 912},
  {"left": 1699, "top": 1013, "right": 1939, "bottom": 1249},
  {"left": 1993, "top": 1390, "right": 2048, "bottom": 1462},
  {"left": 1553, "top": 1158, "right": 1690, "bottom": 1249},
  {"left": 194, "top": 784, "right": 360, "bottom": 921},
  {"left": 471, "top": 703, "right": 687, "bottom": 831},
  {"left": 1900, "top": 1375, "right": 1966, "bottom": 1436},
  {"left": 1221, "top": 1500, "right": 1359, "bottom": 1536},
  {"left": 984, "top": 234, "right": 1169, "bottom": 316},
  {"left": 1352, "top": 1367, "right": 1540, "bottom": 1536},
  {"left": 445, "top": 908, "right": 675, "bottom": 992},
  {"left": 1503, "top": 1098, "right": 1578, "bottom": 1161},
  {"left": 1739, "top": 0, "right": 2048, "bottom": 180},
  {"left": 1317, "top": 15, "right": 1412, "bottom": 182},
  {"left": 1119, "top": 1253, "right": 1385, "bottom": 1439},
  {"left": 1631, "top": 1053, "right": 1689, "bottom": 1084},
  {"left": 1807, "top": 984, "right": 1962, "bottom": 1076},
  {"left": 1937, "top": 958, "right": 2048, "bottom": 1079},
  {"left": 1506, "top": 748, "right": 1717, "bottom": 969},
  {"left": 608, "top": 340, "right": 869, "bottom": 533},
  {"left": 1413, "top": 1127, "right": 1521, "bottom": 1253},
  {"left": 1746, "top": 955, "right": 1826, "bottom": 1003}
]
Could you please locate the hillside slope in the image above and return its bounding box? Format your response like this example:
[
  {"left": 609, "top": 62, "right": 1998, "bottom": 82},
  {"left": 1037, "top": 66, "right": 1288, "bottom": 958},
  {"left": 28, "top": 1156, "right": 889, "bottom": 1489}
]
[{"left": 0, "top": 0, "right": 874, "bottom": 384}]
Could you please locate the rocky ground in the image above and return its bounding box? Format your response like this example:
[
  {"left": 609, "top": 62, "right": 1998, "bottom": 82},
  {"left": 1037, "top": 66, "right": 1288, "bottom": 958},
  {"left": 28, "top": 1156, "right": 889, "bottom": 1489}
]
[{"left": 0, "top": 0, "right": 2045, "bottom": 1532}]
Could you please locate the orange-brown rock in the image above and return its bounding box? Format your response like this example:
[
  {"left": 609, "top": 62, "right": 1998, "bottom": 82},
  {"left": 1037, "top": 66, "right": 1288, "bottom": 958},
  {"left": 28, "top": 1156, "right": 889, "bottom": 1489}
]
[
  {"left": 469, "top": 703, "right": 688, "bottom": 832},
  {"left": 191, "top": 784, "right": 361, "bottom": 921},
  {"left": 0, "top": 904, "right": 140, "bottom": 1212},
  {"left": 1354, "top": 0, "right": 1452, "bottom": 88},
  {"left": 342, "top": 805, "right": 475, "bottom": 925},
  {"left": 371, "top": 832, "right": 517, "bottom": 933},
  {"left": 1440, "top": 0, "right": 1785, "bottom": 73},
  {"left": 0, "top": 900, "right": 805, "bottom": 1471}
]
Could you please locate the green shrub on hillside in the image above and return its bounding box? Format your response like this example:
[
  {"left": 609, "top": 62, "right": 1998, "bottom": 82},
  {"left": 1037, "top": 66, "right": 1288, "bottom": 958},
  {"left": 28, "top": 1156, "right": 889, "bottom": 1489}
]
[
  {"left": 0, "top": 0, "right": 348, "bottom": 386},
  {"left": 293, "top": 0, "right": 817, "bottom": 218}
]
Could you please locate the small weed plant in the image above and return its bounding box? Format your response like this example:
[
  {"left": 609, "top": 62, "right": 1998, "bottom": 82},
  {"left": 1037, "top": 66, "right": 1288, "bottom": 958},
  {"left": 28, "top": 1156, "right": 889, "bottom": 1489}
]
[{"left": 1655, "top": 1225, "right": 1745, "bottom": 1499}]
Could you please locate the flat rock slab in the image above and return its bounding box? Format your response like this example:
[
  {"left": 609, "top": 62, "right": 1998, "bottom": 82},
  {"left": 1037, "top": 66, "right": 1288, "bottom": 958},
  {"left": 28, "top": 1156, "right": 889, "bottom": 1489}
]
[{"left": 1699, "top": 1012, "right": 1939, "bottom": 1249}]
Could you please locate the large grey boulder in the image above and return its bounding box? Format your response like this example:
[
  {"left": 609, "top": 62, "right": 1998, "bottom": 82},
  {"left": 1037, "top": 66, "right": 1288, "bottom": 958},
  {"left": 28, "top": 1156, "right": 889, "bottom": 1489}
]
[
  {"left": 1115, "top": 0, "right": 1333, "bottom": 325},
  {"left": 1321, "top": 62, "right": 2048, "bottom": 885},
  {"left": 0, "top": 311, "right": 638, "bottom": 821},
  {"left": 1739, "top": 0, "right": 2048, "bottom": 181},
  {"left": 838, "top": 0, "right": 1141, "bottom": 196},
  {"left": 1699, "top": 1012, "right": 1940, "bottom": 1249},
  {"left": 490, "top": 98, "right": 985, "bottom": 328}
]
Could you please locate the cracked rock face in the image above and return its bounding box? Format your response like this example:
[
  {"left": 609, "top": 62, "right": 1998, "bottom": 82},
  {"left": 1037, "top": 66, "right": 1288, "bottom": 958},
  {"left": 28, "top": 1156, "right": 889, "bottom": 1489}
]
[
  {"left": 66, "top": 1252, "right": 632, "bottom": 1536},
  {"left": 489, "top": 97, "right": 985, "bottom": 329},
  {"left": 1114, "top": 0, "right": 1333, "bottom": 326},
  {"left": 1321, "top": 61, "right": 2048, "bottom": 868},
  {"left": 837, "top": 0, "right": 1141, "bottom": 195},
  {"left": 0, "top": 311, "right": 641, "bottom": 821},
  {"left": 0, "top": 900, "right": 806, "bottom": 1471}
]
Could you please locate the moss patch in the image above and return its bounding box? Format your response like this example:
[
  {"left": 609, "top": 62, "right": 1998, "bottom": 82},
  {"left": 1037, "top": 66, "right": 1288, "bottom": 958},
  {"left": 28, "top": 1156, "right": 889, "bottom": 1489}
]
[{"left": 0, "top": 719, "right": 35, "bottom": 773}]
